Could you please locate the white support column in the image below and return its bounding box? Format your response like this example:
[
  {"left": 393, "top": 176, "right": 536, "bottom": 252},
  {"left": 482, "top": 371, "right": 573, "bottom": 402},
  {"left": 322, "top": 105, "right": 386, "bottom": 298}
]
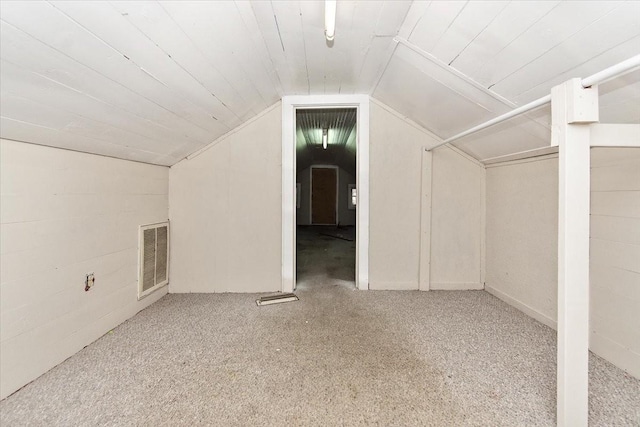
[
  {"left": 551, "top": 78, "right": 598, "bottom": 427},
  {"left": 419, "top": 148, "right": 433, "bottom": 291}
]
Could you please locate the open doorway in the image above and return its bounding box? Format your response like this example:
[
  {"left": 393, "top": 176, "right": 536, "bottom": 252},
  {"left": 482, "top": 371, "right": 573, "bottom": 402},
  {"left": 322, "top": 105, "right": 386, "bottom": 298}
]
[
  {"left": 281, "top": 95, "right": 369, "bottom": 293},
  {"left": 295, "top": 108, "right": 357, "bottom": 290}
]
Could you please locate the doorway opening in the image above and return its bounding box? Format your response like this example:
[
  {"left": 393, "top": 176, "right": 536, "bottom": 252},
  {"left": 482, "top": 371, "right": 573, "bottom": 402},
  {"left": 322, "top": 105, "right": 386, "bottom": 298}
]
[
  {"left": 281, "top": 95, "right": 369, "bottom": 293},
  {"left": 295, "top": 108, "right": 357, "bottom": 290}
]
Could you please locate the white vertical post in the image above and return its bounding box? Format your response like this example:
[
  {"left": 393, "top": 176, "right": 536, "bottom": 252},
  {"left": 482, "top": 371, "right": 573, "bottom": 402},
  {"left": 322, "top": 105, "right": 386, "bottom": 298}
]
[
  {"left": 356, "top": 97, "right": 370, "bottom": 290},
  {"left": 282, "top": 99, "right": 295, "bottom": 293},
  {"left": 551, "top": 78, "right": 598, "bottom": 427},
  {"left": 419, "top": 148, "right": 433, "bottom": 291}
]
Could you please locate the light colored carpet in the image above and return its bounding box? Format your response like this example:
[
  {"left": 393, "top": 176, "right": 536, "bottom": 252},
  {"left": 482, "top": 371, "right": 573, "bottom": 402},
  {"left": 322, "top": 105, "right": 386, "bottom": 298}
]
[{"left": 1, "top": 290, "right": 639, "bottom": 426}]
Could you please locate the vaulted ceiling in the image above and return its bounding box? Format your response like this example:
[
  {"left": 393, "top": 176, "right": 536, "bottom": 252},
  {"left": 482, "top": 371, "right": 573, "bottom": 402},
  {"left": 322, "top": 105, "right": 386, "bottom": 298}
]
[{"left": 1, "top": 1, "right": 638, "bottom": 166}]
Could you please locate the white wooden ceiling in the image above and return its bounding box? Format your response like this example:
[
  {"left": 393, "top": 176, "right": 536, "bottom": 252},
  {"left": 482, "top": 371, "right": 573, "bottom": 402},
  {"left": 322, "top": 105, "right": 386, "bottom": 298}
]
[{"left": 1, "top": 1, "right": 638, "bottom": 165}]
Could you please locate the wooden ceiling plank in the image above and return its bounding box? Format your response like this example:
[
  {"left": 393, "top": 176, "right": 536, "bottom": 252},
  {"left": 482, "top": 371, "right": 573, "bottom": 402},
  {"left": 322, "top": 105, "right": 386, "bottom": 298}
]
[
  {"left": 406, "top": 1, "right": 466, "bottom": 53},
  {"left": 431, "top": 1, "right": 509, "bottom": 65},
  {"left": 173, "top": 1, "right": 279, "bottom": 110},
  {"left": 392, "top": 45, "right": 503, "bottom": 114},
  {"left": 599, "top": 68, "right": 640, "bottom": 123},
  {"left": 0, "top": 117, "right": 174, "bottom": 166},
  {"left": 299, "top": 1, "right": 326, "bottom": 93},
  {"left": 349, "top": 1, "right": 390, "bottom": 93},
  {"left": 234, "top": 0, "right": 284, "bottom": 97},
  {"left": 330, "top": 0, "right": 360, "bottom": 93},
  {"left": 49, "top": 1, "right": 238, "bottom": 129},
  {"left": 331, "top": 1, "right": 360, "bottom": 93},
  {"left": 160, "top": 0, "right": 273, "bottom": 114},
  {"left": 374, "top": 1, "right": 412, "bottom": 37},
  {"left": 358, "top": 37, "right": 399, "bottom": 94},
  {"left": 374, "top": 53, "right": 496, "bottom": 138},
  {"left": 361, "top": 1, "right": 413, "bottom": 94},
  {"left": 110, "top": 0, "right": 249, "bottom": 126},
  {"left": 270, "top": 1, "right": 310, "bottom": 94},
  {"left": 450, "top": 1, "right": 560, "bottom": 83},
  {"left": 471, "top": 1, "right": 623, "bottom": 89},
  {"left": 513, "top": 35, "right": 640, "bottom": 106},
  {"left": 397, "top": 0, "right": 431, "bottom": 40},
  {"left": 494, "top": 3, "right": 640, "bottom": 101},
  {"left": 249, "top": 1, "right": 302, "bottom": 94},
  {"left": 0, "top": 2, "right": 228, "bottom": 136},
  {"left": 0, "top": 92, "right": 189, "bottom": 155},
  {"left": 0, "top": 59, "right": 210, "bottom": 150},
  {"left": 0, "top": 21, "right": 215, "bottom": 145}
]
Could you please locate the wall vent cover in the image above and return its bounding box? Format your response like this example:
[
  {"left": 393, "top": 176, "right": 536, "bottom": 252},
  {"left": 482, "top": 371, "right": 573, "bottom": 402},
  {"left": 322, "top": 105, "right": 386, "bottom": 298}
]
[{"left": 138, "top": 222, "right": 169, "bottom": 299}]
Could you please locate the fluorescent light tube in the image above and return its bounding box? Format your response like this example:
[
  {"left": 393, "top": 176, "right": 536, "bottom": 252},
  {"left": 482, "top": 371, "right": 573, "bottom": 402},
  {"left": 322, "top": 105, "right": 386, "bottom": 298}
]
[{"left": 325, "top": 0, "right": 336, "bottom": 41}]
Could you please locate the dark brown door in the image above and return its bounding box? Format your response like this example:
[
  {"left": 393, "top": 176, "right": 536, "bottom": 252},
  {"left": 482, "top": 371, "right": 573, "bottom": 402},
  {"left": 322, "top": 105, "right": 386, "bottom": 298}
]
[{"left": 312, "top": 168, "right": 337, "bottom": 224}]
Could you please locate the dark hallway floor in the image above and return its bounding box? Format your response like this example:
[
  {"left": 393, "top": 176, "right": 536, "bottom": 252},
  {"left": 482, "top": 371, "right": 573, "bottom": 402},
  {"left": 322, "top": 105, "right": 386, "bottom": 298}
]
[{"left": 296, "top": 225, "right": 356, "bottom": 290}]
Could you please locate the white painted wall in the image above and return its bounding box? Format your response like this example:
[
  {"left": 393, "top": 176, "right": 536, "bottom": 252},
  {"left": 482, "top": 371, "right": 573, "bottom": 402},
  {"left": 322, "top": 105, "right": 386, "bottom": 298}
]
[
  {"left": 589, "top": 147, "right": 640, "bottom": 378},
  {"left": 169, "top": 104, "right": 283, "bottom": 293},
  {"left": 0, "top": 139, "right": 169, "bottom": 399},
  {"left": 485, "top": 155, "right": 559, "bottom": 327},
  {"left": 369, "top": 101, "right": 484, "bottom": 290},
  {"left": 169, "top": 99, "right": 484, "bottom": 292},
  {"left": 430, "top": 146, "right": 485, "bottom": 290},
  {"left": 485, "top": 149, "right": 640, "bottom": 378},
  {"left": 368, "top": 102, "right": 433, "bottom": 289},
  {"left": 296, "top": 166, "right": 356, "bottom": 226}
]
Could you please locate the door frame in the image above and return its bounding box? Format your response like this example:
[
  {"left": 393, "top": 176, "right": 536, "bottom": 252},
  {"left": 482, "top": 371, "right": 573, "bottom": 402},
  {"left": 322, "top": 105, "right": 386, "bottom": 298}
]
[
  {"left": 310, "top": 165, "right": 339, "bottom": 225},
  {"left": 282, "top": 95, "right": 369, "bottom": 292}
]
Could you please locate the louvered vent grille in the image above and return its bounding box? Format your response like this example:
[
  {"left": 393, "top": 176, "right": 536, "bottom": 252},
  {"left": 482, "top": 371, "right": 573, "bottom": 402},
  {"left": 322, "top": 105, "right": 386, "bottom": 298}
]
[
  {"left": 139, "top": 222, "right": 169, "bottom": 298},
  {"left": 155, "top": 226, "right": 168, "bottom": 284}
]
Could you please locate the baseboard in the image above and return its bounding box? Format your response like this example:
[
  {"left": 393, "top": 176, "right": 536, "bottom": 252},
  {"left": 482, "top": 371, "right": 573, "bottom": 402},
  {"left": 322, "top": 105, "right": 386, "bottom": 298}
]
[
  {"left": 484, "top": 285, "right": 557, "bottom": 330},
  {"left": 368, "top": 281, "right": 419, "bottom": 291},
  {"left": 430, "top": 282, "right": 484, "bottom": 290},
  {"left": 590, "top": 332, "right": 640, "bottom": 380}
]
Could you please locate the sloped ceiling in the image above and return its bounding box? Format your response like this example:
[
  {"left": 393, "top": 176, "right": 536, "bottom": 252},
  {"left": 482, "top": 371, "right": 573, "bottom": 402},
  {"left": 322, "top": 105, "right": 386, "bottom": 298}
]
[{"left": 1, "top": 1, "right": 638, "bottom": 166}]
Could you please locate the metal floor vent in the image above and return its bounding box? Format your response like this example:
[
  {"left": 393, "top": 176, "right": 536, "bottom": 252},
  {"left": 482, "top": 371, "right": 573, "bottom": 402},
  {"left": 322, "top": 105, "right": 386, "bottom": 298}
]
[
  {"left": 138, "top": 222, "right": 169, "bottom": 299},
  {"left": 256, "top": 293, "right": 299, "bottom": 306}
]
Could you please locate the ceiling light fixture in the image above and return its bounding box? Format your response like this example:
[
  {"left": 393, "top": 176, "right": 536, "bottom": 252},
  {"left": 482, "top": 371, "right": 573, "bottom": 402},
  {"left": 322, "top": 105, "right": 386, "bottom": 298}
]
[
  {"left": 322, "top": 128, "right": 328, "bottom": 150},
  {"left": 325, "top": 0, "right": 336, "bottom": 42}
]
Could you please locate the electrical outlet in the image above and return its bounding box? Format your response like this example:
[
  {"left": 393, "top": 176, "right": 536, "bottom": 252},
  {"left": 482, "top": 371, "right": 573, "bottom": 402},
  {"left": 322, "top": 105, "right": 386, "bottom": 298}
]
[{"left": 85, "top": 273, "right": 95, "bottom": 291}]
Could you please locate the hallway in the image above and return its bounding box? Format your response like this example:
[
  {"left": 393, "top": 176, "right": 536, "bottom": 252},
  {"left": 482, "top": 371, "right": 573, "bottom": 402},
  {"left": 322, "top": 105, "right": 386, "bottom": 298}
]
[{"left": 296, "top": 226, "right": 356, "bottom": 290}]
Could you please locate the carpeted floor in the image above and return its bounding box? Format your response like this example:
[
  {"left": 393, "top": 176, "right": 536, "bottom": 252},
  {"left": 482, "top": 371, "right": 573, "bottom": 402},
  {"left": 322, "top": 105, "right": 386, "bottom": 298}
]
[{"left": 1, "top": 229, "right": 639, "bottom": 426}]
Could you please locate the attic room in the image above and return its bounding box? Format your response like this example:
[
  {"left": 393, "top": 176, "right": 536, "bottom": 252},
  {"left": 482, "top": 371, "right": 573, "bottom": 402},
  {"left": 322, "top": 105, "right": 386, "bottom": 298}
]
[{"left": 0, "top": 0, "right": 639, "bottom": 425}]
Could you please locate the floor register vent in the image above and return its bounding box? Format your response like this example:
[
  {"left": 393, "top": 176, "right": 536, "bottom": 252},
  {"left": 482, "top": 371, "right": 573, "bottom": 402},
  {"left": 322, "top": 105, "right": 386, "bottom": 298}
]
[
  {"left": 256, "top": 293, "right": 299, "bottom": 306},
  {"left": 138, "top": 222, "right": 169, "bottom": 299}
]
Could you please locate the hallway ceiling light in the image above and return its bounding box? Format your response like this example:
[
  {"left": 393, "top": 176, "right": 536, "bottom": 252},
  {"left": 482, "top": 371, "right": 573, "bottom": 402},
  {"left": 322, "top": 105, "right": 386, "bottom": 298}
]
[{"left": 325, "top": 0, "right": 336, "bottom": 41}]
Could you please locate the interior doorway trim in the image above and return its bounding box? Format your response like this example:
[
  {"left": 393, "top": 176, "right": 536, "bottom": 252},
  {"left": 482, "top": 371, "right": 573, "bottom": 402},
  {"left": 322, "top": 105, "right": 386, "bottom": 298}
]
[{"left": 282, "top": 95, "right": 370, "bottom": 292}]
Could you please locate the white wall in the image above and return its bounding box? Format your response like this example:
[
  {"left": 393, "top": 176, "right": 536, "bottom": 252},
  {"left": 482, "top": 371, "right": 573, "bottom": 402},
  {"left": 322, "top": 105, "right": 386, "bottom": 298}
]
[
  {"left": 296, "top": 166, "right": 356, "bottom": 226},
  {"left": 169, "top": 99, "right": 484, "bottom": 293},
  {"left": 485, "top": 155, "right": 559, "bottom": 327},
  {"left": 430, "top": 146, "right": 485, "bottom": 290},
  {"left": 369, "top": 101, "right": 483, "bottom": 290},
  {"left": 368, "top": 102, "right": 433, "bottom": 289},
  {"left": 0, "top": 139, "right": 169, "bottom": 399},
  {"left": 589, "top": 147, "right": 640, "bottom": 378},
  {"left": 485, "top": 149, "right": 640, "bottom": 378},
  {"left": 169, "top": 103, "right": 282, "bottom": 293}
]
